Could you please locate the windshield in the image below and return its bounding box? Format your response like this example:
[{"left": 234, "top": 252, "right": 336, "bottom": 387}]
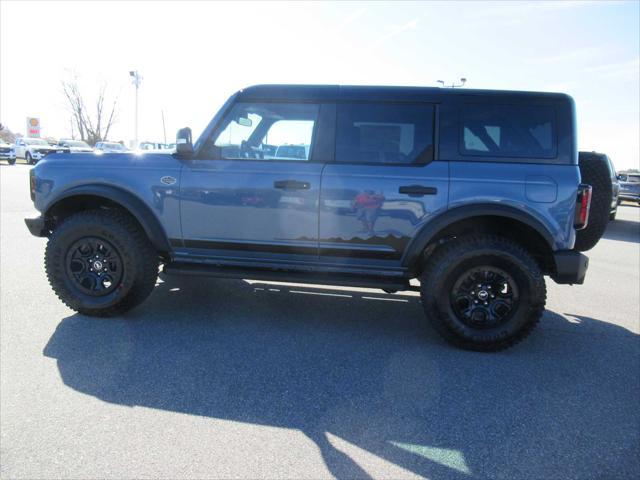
[
  {"left": 104, "top": 143, "right": 126, "bottom": 150},
  {"left": 65, "top": 140, "right": 91, "bottom": 148},
  {"left": 24, "top": 138, "right": 49, "bottom": 146}
]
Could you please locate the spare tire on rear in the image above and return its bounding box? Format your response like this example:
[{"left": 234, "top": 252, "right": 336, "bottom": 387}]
[{"left": 574, "top": 152, "right": 612, "bottom": 251}]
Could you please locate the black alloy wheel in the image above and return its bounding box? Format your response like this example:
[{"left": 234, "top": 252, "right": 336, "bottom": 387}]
[
  {"left": 450, "top": 266, "right": 519, "bottom": 329},
  {"left": 65, "top": 237, "right": 123, "bottom": 296}
]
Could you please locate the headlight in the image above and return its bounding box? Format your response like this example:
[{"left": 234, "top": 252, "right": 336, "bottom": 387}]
[{"left": 29, "top": 169, "right": 36, "bottom": 201}]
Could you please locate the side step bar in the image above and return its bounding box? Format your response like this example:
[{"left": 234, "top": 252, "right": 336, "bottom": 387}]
[{"left": 163, "top": 262, "right": 415, "bottom": 291}]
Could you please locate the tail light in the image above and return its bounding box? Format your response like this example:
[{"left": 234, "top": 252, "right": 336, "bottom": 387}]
[
  {"left": 574, "top": 183, "right": 592, "bottom": 230},
  {"left": 29, "top": 169, "right": 36, "bottom": 202}
]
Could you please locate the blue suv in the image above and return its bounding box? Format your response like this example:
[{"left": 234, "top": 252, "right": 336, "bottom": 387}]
[{"left": 25, "top": 85, "right": 604, "bottom": 351}]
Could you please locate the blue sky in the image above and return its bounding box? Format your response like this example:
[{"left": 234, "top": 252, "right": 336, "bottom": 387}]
[{"left": 1, "top": 1, "right": 638, "bottom": 168}]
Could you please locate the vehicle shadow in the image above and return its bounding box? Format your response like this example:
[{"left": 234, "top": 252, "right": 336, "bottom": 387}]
[
  {"left": 603, "top": 218, "right": 640, "bottom": 243},
  {"left": 43, "top": 276, "right": 640, "bottom": 479}
]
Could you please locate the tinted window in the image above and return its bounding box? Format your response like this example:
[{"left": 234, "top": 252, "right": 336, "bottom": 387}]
[
  {"left": 460, "top": 104, "right": 556, "bottom": 158},
  {"left": 336, "top": 103, "right": 434, "bottom": 164},
  {"left": 212, "top": 103, "right": 319, "bottom": 161}
]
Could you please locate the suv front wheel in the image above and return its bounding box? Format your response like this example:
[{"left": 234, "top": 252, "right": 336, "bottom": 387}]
[
  {"left": 420, "top": 235, "right": 546, "bottom": 351},
  {"left": 45, "top": 209, "right": 158, "bottom": 317}
]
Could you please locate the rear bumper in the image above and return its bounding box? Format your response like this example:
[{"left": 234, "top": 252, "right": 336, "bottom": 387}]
[
  {"left": 552, "top": 250, "right": 589, "bottom": 285},
  {"left": 25, "top": 215, "right": 48, "bottom": 237}
]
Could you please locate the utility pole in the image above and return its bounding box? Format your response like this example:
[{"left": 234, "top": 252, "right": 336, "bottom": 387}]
[
  {"left": 129, "top": 70, "right": 142, "bottom": 148},
  {"left": 161, "top": 109, "right": 167, "bottom": 145}
]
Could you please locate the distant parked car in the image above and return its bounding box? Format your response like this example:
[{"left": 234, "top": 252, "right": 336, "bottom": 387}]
[
  {"left": 0, "top": 140, "right": 16, "bottom": 165},
  {"left": 618, "top": 173, "right": 640, "bottom": 205},
  {"left": 273, "top": 144, "right": 310, "bottom": 160},
  {"left": 94, "top": 142, "right": 130, "bottom": 154},
  {"left": 14, "top": 137, "right": 70, "bottom": 164},
  {"left": 58, "top": 139, "right": 94, "bottom": 153},
  {"left": 138, "top": 141, "right": 174, "bottom": 153}
]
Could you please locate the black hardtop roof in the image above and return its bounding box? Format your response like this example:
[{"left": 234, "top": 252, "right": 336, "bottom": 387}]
[{"left": 237, "top": 84, "right": 572, "bottom": 103}]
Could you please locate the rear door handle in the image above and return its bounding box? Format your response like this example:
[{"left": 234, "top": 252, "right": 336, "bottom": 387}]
[
  {"left": 274, "top": 180, "right": 310, "bottom": 190},
  {"left": 399, "top": 185, "right": 438, "bottom": 197}
]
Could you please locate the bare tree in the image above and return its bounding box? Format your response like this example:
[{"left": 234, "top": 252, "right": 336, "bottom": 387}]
[
  {"left": 62, "top": 76, "right": 118, "bottom": 145},
  {"left": 0, "top": 123, "right": 17, "bottom": 143}
]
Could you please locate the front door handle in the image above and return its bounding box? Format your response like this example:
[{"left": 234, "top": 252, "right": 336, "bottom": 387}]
[
  {"left": 399, "top": 185, "right": 438, "bottom": 197},
  {"left": 274, "top": 180, "right": 310, "bottom": 190}
]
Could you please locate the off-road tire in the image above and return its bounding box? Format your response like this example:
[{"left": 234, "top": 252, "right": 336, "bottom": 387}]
[
  {"left": 420, "top": 235, "right": 546, "bottom": 352},
  {"left": 45, "top": 209, "right": 158, "bottom": 316},
  {"left": 25, "top": 152, "right": 33, "bottom": 165},
  {"left": 7, "top": 158, "right": 16, "bottom": 165},
  {"left": 575, "top": 152, "right": 612, "bottom": 251}
]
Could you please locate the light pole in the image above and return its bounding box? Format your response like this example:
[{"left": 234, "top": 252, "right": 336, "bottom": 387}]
[
  {"left": 129, "top": 70, "right": 142, "bottom": 148},
  {"left": 161, "top": 110, "right": 167, "bottom": 145}
]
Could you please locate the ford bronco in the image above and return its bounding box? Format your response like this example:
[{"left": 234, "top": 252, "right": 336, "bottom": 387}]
[{"left": 25, "top": 85, "right": 610, "bottom": 351}]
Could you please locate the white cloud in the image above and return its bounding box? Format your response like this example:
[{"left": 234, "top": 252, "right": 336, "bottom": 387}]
[
  {"left": 479, "top": 0, "right": 594, "bottom": 18},
  {"left": 335, "top": 7, "right": 367, "bottom": 32},
  {"left": 525, "top": 46, "right": 607, "bottom": 65},
  {"left": 373, "top": 18, "right": 419, "bottom": 46},
  {"left": 586, "top": 57, "right": 640, "bottom": 79}
]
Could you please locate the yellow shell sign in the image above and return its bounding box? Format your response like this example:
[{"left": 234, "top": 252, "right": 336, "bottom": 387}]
[{"left": 26, "top": 117, "right": 41, "bottom": 137}]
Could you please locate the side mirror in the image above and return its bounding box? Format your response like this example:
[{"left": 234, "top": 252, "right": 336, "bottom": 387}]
[{"left": 175, "top": 127, "right": 194, "bottom": 157}]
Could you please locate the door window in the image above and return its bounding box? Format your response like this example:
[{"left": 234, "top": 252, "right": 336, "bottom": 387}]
[
  {"left": 335, "top": 103, "right": 435, "bottom": 164},
  {"left": 209, "top": 103, "right": 319, "bottom": 161}
]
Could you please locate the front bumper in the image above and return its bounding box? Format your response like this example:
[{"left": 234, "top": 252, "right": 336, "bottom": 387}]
[
  {"left": 25, "top": 215, "right": 48, "bottom": 237},
  {"left": 552, "top": 250, "right": 589, "bottom": 285}
]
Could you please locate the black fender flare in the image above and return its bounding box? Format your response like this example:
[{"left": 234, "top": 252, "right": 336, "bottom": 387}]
[
  {"left": 45, "top": 184, "right": 172, "bottom": 253},
  {"left": 401, "top": 204, "right": 557, "bottom": 271}
]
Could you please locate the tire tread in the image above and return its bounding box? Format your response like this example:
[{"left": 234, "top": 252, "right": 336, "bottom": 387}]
[
  {"left": 420, "top": 235, "right": 546, "bottom": 352},
  {"left": 45, "top": 209, "right": 158, "bottom": 317}
]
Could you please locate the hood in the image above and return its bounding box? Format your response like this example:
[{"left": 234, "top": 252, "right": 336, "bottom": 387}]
[
  {"left": 36, "top": 151, "right": 173, "bottom": 165},
  {"left": 68, "top": 146, "right": 94, "bottom": 153}
]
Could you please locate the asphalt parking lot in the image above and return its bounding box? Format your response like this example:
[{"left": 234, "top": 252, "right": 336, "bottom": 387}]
[{"left": 1, "top": 162, "right": 639, "bottom": 480}]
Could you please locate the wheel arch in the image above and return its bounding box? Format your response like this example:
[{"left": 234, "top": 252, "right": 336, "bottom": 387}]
[
  {"left": 44, "top": 184, "right": 172, "bottom": 256},
  {"left": 403, "top": 204, "right": 557, "bottom": 276}
]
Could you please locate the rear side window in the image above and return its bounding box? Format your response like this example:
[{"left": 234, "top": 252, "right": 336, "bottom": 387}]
[
  {"left": 460, "top": 104, "right": 556, "bottom": 159},
  {"left": 335, "top": 103, "right": 434, "bottom": 165}
]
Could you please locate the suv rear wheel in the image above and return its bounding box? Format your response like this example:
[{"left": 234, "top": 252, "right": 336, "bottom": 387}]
[
  {"left": 420, "top": 235, "right": 546, "bottom": 351},
  {"left": 45, "top": 209, "right": 158, "bottom": 316}
]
